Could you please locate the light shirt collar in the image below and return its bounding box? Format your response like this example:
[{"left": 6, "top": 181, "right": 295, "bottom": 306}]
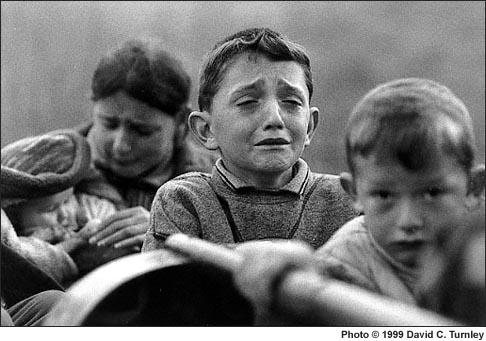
[{"left": 214, "top": 158, "right": 310, "bottom": 196}]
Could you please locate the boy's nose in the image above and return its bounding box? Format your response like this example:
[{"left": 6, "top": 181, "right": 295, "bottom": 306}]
[
  {"left": 396, "top": 199, "right": 424, "bottom": 234},
  {"left": 262, "top": 101, "right": 284, "bottom": 130}
]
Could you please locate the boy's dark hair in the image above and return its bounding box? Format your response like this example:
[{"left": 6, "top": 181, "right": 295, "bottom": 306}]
[
  {"left": 91, "top": 39, "right": 191, "bottom": 116},
  {"left": 345, "top": 78, "right": 476, "bottom": 175},
  {"left": 198, "top": 27, "right": 313, "bottom": 112}
]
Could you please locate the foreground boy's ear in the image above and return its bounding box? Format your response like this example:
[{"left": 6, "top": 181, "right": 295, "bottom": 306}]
[
  {"left": 188, "top": 111, "right": 219, "bottom": 150},
  {"left": 304, "top": 107, "right": 319, "bottom": 146},
  {"left": 339, "top": 172, "right": 364, "bottom": 213}
]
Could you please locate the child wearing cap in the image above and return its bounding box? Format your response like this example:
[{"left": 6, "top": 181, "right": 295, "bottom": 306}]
[
  {"left": 230, "top": 78, "right": 485, "bottom": 320},
  {"left": 142, "top": 28, "right": 357, "bottom": 251},
  {"left": 1, "top": 130, "right": 133, "bottom": 286}
]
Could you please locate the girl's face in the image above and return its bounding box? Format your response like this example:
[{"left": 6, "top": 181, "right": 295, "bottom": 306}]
[{"left": 90, "top": 91, "right": 177, "bottom": 178}]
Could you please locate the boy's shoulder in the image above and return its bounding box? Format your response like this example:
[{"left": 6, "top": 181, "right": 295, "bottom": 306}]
[
  {"left": 310, "top": 172, "right": 342, "bottom": 189},
  {"left": 307, "top": 171, "right": 354, "bottom": 203},
  {"left": 164, "top": 171, "right": 212, "bottom": 187},
  {"left": 315, "top": 216, "right": 368, "bottom": 255},
  {"left": 314, "top": 216, "right": 378, "bottom": 290},
  {"left": 156, "top": 171, "right": 214, "bottom": 199}
]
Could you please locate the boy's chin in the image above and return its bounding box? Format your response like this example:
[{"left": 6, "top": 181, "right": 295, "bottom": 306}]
[{"left": 253, "top": 157, "right": 297, "bottom": 173}]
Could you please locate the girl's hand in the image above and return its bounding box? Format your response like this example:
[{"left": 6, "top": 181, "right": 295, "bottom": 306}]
[
  {"left": 58, "top": 219, "right": 102, "bottom": 253},
  {"left": 88, "top": 207, "right": 149, "bottom": 250}
]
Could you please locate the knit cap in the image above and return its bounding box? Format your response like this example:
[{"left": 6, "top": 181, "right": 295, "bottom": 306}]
[{"left": 1, "top": 130, "right": 91, "bottom": 206}]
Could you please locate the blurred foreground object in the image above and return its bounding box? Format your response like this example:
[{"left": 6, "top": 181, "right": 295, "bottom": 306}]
[
  {"left": 45, "top": 233, "right": 472, "bottom": 326},
  {"left": 163, "top": 234, "right": 461, "bottom": 326},
  {"left": 43, "top": 249, "right": 253, "bottom": 326}
]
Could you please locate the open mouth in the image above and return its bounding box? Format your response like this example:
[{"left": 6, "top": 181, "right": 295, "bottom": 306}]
[
  {"left": 394, "top": 240, "right": 426, "bottom": 251},
  {"left": 255, "top": 138, "right": 290, "bottom": 146}
]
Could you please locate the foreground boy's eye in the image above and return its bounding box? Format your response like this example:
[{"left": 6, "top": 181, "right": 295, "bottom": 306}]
[
  {"left": 101, "top": 118, "right": 118, "bottom": 130},
  {"left": 423, "top": 187, "right": 444, "bottom": 200},
  {"left": 373, "top": 191, "right": 392, "bottom": 200}
]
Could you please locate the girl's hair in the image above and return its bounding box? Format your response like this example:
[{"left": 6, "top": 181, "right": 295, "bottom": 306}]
[
  {"left": 345, "top": 78, "right": 476, "bottom": 175},
  {"left": 198, "top": 27, "right": 313, "bottom": 112},
  {"left": 91, "top": 39, "right": 191, "bottom": 116}
]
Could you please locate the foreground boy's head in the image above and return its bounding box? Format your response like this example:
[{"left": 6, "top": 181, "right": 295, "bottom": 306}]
[
  {"left": 340, "top": 78, "right": 485, "bottom": 268},
  {"left": 189, "top": 28, "right": 319, "bottom": 188},
  {"left": 1, "top": 131, "right": 91, "bottom": 237}
]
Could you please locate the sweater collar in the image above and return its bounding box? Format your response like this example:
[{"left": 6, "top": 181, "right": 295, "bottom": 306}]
[{"left": 213, "top": 158, "right": 310, "bottom": 196}]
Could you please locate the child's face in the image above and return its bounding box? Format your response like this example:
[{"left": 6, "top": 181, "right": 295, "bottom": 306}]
[
  {"left": 17, "top": 188, "right": 78, "bottom": 235},
  {"left": 350, "top": 153, "right": 471, "bottom": 269},
  {"left": 203, "top": 53, "right": 318, "bottom": 186}
]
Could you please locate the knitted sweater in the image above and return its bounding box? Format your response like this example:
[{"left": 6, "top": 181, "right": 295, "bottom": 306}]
[
  {"left": 142, "top": 159, "right": 358, "bottom": 250},
  {"left": 314, "top": 216, "right": 419, "bottom": 305}
]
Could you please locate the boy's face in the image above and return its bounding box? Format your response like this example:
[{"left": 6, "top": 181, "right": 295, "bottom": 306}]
[
  {"left": 16, "top": 188, "right": 78, "bottom": 238},
  {"left": 196, "top": 53, "right": 318, "bottom": 187},
  {"left": 347, "top": 153, "right": 471, "bottom": 269}
]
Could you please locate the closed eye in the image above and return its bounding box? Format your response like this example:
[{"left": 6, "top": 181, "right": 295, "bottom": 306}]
[
  {"left": 283, "top": 99, "right": 302, "bottom": 106},
  {"left": 236, "top": 99, "right": 258, "bottom": 106}
]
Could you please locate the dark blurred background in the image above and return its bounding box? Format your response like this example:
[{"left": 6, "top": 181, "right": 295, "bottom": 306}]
[{"left": 2, "top": 1, "right": 484, "bottom": 174}]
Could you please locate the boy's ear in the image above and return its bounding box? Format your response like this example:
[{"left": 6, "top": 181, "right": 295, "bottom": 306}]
[
  {"left": 339, "top": 172, "right": 364, "bottom": 213},
  {"left": 188, "top": 111, "right": 219, "bottom": 150},
  {"left": 468, "top": 164, "right": 485, "bottom": 197},
  {"left": 304, "top": 107, "right": 319, "bottom": 147}
]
